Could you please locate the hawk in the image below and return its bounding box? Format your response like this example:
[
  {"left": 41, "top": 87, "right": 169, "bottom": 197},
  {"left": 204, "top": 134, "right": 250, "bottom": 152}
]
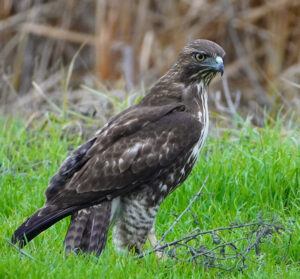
[{"left": 12, "top": 39, "right": 225, "bottom": 256}]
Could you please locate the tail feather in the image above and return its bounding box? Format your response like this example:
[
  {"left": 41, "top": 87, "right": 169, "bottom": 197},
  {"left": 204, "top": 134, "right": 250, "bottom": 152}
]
[
  {"left": 64, "top": 201, "right": 112, "bottom": 256},
  {"left": 63, "top": 209, "right": 90, "bottom": 252},
  {"left": 12, "top": 205, "right": 79, "bottom": 247},
  {"left": 77, "top": 210, "right": 93, "bottom": 251}
]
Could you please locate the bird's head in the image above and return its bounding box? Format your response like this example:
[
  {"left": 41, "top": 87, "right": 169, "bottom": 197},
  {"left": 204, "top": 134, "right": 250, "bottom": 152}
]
[
  {"left": 172, "top": 39, "right": 225, "bottom": 86},
  {"left": 144, "top": 39, "right": 225, "bottom": 106}
]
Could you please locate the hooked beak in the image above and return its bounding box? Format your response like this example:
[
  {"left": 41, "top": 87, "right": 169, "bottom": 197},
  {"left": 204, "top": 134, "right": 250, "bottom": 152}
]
[{"left": 214, "top": 56, "right": 224, "bottom": 76}]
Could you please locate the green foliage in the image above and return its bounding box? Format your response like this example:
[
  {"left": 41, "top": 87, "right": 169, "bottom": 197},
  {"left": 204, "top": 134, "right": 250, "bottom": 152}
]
[{"left": 0, "top": 117, "right": 299, "bottom": 278}]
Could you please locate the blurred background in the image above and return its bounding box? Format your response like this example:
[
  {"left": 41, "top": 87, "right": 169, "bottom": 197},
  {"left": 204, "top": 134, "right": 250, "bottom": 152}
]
[{"left": 0, "top": 0, "right": 299, "bottom": 128}]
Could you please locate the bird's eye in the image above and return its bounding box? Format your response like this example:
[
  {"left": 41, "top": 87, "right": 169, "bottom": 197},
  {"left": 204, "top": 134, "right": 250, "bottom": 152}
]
[{"left": 195, "top": 53, "right": 206, "bottom": 62}]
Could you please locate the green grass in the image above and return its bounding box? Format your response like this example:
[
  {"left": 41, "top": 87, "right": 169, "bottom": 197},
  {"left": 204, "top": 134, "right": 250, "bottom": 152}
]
[{"left": 0, "top": 116, "right": 299, "bottom": 278}]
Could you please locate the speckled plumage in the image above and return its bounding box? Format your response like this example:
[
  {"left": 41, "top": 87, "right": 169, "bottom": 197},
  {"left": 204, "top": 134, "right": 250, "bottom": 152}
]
[{"left": 12, "top": 39, "right": 225, "bottom": 256}]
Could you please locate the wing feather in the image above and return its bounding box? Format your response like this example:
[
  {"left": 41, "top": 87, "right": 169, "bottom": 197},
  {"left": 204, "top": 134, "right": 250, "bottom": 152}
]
[{"left": 46, "top": 104, "right": 202, "bottom": 207}]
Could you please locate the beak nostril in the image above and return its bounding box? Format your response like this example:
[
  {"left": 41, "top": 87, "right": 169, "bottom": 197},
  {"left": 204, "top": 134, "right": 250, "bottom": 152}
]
[
  {"left": 213, "top": 56, "right": 224, "bottom": 75},
  {"left": 215, "top": 56, "right": 223, "bottom": 65}
]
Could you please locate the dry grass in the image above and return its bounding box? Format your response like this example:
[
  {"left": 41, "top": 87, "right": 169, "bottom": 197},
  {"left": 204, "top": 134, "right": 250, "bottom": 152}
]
[{"left": 0, "top": 0, "right": 299, "bottom": 125}]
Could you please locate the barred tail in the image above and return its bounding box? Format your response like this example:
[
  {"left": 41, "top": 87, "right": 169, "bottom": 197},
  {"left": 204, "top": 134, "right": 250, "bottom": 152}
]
[{"left": 64, "top": 201, "right": 112, "bottom": 257}]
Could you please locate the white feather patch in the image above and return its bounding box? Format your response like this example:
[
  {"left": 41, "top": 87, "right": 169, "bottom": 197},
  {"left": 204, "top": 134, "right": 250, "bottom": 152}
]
[
  {"left": 216, "top": 56, "right": 223, "bottom": 64},
  {"left": 190, "top": 82, "right": 209, "bottom": 160}
]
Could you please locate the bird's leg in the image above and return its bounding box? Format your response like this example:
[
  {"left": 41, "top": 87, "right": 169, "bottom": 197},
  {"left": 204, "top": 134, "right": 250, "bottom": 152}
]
[
  {"left": 147, "top": 225, "right": 164, "bottom": 259},
  {"left": 147, "top": 226, "right": 158, "bottom": 247}
]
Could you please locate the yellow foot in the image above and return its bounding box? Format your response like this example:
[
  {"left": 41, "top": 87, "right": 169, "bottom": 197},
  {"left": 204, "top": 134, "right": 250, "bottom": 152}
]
[{"left": 147, "top": 229, "right": 166, "bottom": 260}]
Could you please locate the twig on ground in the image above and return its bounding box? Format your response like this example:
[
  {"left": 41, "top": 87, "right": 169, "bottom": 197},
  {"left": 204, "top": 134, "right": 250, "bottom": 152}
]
[
  {"left": 147, "top": 222, "right": 261, "bottom": 254},
  {"left": 5, "top": 238, "right": 35, "bottom": 260},
  {"left": 140, "top": 175, "right": 209, "bottom": 258},
  {"left": 139, "top": 177, "right": 290, "bottom": 273}
]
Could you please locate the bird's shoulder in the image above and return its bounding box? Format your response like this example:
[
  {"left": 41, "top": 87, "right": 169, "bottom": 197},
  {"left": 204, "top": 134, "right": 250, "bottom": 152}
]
[{"left": 91, "top": 102, "right": 186, "bottom": 150}]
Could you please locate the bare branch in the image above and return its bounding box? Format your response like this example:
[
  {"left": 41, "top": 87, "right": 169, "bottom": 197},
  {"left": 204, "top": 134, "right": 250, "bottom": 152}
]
[
  {"left": 140, "top": 175, "right": 209, "bottom": 258},
  {"left": 5, "top": 238, "right": 35, "bottom": 260},
  {"left": 139, "top": 182, "right": 290, "bottom": 274}
]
